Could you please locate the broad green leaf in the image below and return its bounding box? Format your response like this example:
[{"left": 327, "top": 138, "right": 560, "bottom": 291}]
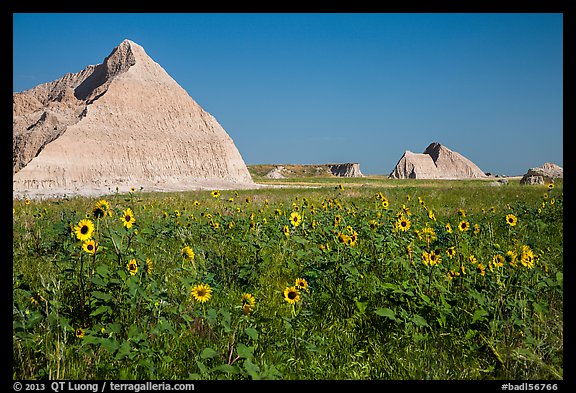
[
  {"left": 243, "top": 359, "right": 261, "bottom": 380},
  {"left": 411, "top": 314, "right": 429, "bottom": 327},
  {"left": 237, "top": 343, "right": 254, "bottom": 360},
  {"left": 472, "top": 309, "right": 489, "bottom": 324},
  {"left": 244, "top": 327, "right": 259, "bottom": 340},
  {"left": 200, "top": 347, "right": 219, "bottom": 359},
  {"left": 212, "top": 364, "right": 240, "bottom": 374},
  {"left": 375, "top": 308, "right": 397, "bottom": 321}
]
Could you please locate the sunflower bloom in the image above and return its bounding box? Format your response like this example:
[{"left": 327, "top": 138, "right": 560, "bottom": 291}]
[
  {"left": 74, "top": 218, "right": 95, "bottom": 241},
  {"left": 520, "top": 245, "right": 535, "bottom": 269},
  {"left": 295, "top": 278, "right": 308, "bottom": 290},
  {"left": 505, "top": 214, "right": 517, "bottom": 227},
  {"left": 145, "top": 258, "right": 153, "bottom": 275},
  {"left": 447, "top": 269, "right": 460, "bottom": 281},
  {"left": 191, "top": 283, "right": 212, "bottom": 303},
  {"left": 241, "top": 293, "right": 256, "bottom": 308},
  {"left": 241, "top": 293, "right": 256, "bottom": 315},
  {"left": 477, "top": 263, "right": 486, "bottom": 276},
  {"left": 505, "top": 250, "right": 518, "bottom": 267},
  {"left": 82, "top": 240, "right": 97, "bottom": 255},
  {"left": 182, "top": 246, "right": 195, "bottom": 261},
  {"left": 289, "top": 212, "right": 302, "bottom": 227},
  {"left": 493, "top": 254, "right": 505, "bottom": 268},
  {"left": 429, "top": 249, "right": 442, "bottom": 266},
  {"left": 395, "top": 215, "right": 411, "bottom": 232},
  {"left": 93, "top": 199, "right": 111, "bottom": 219},
  {"left": 211, "top": 190, "right": 220, "bottom": 199},
  {"left": 75, "top": 328, "right": 85, "bottom": 338},
  {"left": 422, "top": 251, "right": 431, "bottom": 266},
  {"left": 127, "top": 259, "right": 138, "bottom": 275},
  {"left": 121, "top": 208, "right": 136, "bottom": 229},
  {"left": 446, "top": 247, "right": 456, "bottom": 259},
  {"left": 282, "top": 225, "right": 290, "bottom": 237},
  {"left": 283, "top": 286, "right": 301, "bottom": 305},
  {"left": 445, "top": 223, "right": 453, "bottom": 234},
  {"left": 458, "top": 220, "right": 470, "bottom": 232}
]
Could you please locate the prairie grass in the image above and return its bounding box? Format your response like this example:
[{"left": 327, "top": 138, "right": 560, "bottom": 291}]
[{"left": 13, "top": 178, "right": 563, "bottom": 380}]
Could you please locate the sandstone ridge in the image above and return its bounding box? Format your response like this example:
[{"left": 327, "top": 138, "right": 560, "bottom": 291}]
[
  {"left": 13, "top": 39, "right": 254, "bottom": 199},
  {"left": 389, "top": 142, "right": 487, "bottom": 179}
]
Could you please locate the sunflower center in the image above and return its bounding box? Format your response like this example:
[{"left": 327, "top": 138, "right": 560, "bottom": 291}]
[
  {"left": 87, "top": 244, "right": 94, "bottom": 251},
  {"left": 288, "top": 291, "right": 297, "bottom": 300},
  {"left": 125, "top": 215, "right": 131, "bottom": 221},
  {"left": 81, "top": 226, "right": 88, "bottom": 234}
]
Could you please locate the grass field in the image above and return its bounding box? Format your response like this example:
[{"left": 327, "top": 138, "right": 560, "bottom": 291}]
[{"left": 13, "top": 175, "right": 563, "bottom": 380}]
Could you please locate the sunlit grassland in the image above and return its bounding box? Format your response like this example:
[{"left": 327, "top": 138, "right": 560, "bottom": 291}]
[{"left": 13, "top": 177, "right": 563, "bottom": 380}]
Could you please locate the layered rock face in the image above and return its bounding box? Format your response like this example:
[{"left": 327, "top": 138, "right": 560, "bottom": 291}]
[
  {"left": 520, "top": 162, "right": 563, "bottom": 185},
  {"left": 389, "top": 142, "right": 487, "bottom": 179},
  {"left": 328, "top": 163, "right": 364, "bottom": 177},
  {"left": 13, "top": 39, "right": 254, "bottom": 198}
]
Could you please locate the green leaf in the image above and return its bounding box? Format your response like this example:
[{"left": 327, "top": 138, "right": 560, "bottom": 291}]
[
  {"left": 244, "top": 327, "right": 259, "bottom": 340},
  {"left": 200, "top": 347, "right": 219, "bottom": 359},
  {"left": 100, "top": 338, "right": 119, "bottom": 353},
  {"left": 237, "top": 343, "right": 254, "bottom": 360},
  {"left": 465, "top": 329, "right": 478, "bottom": 340},
  {"left": 243, "top": 359, "right": 261, "bottom": 380},
  {"left": 375, "top": 308, "right": 397, "bottom": 320},
  {"left": 354, "top": 296, "right": 368, "bottom": 313},
  {"left": 92, "top": 291, "right": 113, "bottom": 302},
  {"left": 212, "top": 364, "right": 240, "bottom": 374},
  {"left": 90, "top": 305, "right": 111, "bottom": 317},
  {"left": 411, "top": 314, "right": 429, "bottom": 327},
  {"left": 472, "top": 309, "right": 489, "bottom": 324},
  {"left": 115, "top": 341, "right": 131, "bottom": 360},
  {"left": 292, "top": 236, "right": 309, "bottom": 245}
]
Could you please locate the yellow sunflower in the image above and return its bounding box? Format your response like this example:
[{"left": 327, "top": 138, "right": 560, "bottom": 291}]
[
  {"left": 127, "top": 259, "right": 138, "bottom": 275},
  {"left": 282, "top": 225, "right": 290, "bottom": 237},
  {"left": 82, "top": 240, "right": 97, "bottom": 255},
  {"left": 493, "top": 254, "right": 505, "bottom": 268},
  {"left": 505, "top": 214, "right": 517, "bottom": 227},
  {"left": 145, "top": 258, "right": 153, "bottom": 275},
  {"left": 74, "top": 218, "right": 95, "bottom": 241},
  {"left": 520, "top": 245, "right": 535, "bottom": 269},
  {"left": 241, "top": 293, "right": 256, "bottom": 314},
  {"left": 458, "top": 220, "right": 470, "bottom": 232},
  {"left": 445, "top": 223, "right": 453, "bottom": 234},
  {"left": 211, "top": 190, "right": 220, "bottom": 199},
  {"left": 395, "top": 215, "right": 411, "bottom": 232},
  {"left": 191, "top": 283, "right": 212, "bottom": 303},
  {"left": 289, "top": 212, "right": 302, "bottom": 227},
  {"left": 121, "top": 208, "right": 136, "bottom": 229},
  {"left": 283, "top": 286, "right": 301, "bottom": 305},
  {"left": 92, "top": 199, "right": 110, "bottom": 219},
  {"left": 182, "top": 246, "right": 195, "bottom": 261},
  {"left": 75, "top": 328, "right": 85, "bottom": 338},
  {"left": 295, "top": 278, "right": 308, "bottom": 290}
]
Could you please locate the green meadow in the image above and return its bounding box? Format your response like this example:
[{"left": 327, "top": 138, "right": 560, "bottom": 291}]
[{"left": 12, "top": 176, "right": 563, "bottom": 380}]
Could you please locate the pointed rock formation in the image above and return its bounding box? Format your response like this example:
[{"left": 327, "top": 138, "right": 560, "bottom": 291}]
[
  {"left": 389, "top": 142, "right": 487, "bottom": 179},
  {"left": 13, "top": 39, "right": 254, "bottom": 198}
]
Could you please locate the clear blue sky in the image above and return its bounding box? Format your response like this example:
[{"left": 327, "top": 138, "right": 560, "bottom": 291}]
[{"left": 13, "top": 13, "right": 563, "bottom": 176}]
